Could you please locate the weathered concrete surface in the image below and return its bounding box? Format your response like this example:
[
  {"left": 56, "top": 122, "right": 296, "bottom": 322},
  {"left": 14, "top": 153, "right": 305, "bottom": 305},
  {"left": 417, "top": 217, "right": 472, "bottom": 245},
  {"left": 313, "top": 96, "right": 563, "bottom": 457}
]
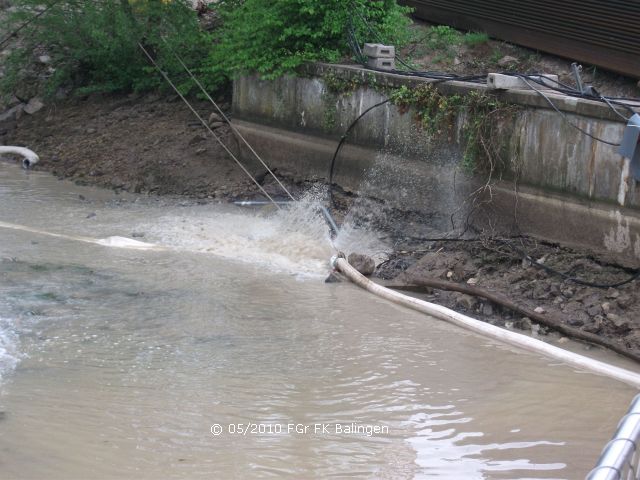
[
  {"left": 233, "top": 64, "right": 640, "bottom": 265},
  {"left": 233, "top": 119, "right": 477, "bottom": 230},
  {"left": 488, "top": 183, "right": 640, "bottom": 266}
]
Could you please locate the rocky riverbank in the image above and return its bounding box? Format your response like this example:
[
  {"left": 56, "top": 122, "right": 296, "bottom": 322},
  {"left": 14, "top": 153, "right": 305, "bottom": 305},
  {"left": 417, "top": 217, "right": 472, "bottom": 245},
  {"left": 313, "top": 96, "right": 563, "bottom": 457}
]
[
  {"left": 2, "top": 92, "right": 640, "bottom": 361},
  {"left": 377, "top": 237, "right": 640, "bottom": 360}
]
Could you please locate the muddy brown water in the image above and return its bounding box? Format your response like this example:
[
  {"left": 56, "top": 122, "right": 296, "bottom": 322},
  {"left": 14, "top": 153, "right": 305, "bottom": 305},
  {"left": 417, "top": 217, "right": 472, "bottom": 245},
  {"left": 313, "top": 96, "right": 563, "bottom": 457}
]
[{"left": 0, "top": 162, "right": 637, "bottom": 479}]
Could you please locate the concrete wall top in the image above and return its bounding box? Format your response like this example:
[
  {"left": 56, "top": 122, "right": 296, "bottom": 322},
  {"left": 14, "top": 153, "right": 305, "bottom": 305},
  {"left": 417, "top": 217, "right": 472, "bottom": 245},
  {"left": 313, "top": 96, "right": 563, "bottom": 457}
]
[{"left": 308, "top": 63, "right": 631, "bottom": 124}]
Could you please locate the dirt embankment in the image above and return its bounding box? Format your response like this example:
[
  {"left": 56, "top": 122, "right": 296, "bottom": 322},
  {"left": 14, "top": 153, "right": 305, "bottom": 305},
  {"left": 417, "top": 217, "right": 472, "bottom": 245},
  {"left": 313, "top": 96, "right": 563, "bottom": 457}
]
[
  {"left": 3, "top": 93, "right": 640, "bottom": 361},
  {"left": 0, "top": 93, "right": 301, "bottom": 200}
]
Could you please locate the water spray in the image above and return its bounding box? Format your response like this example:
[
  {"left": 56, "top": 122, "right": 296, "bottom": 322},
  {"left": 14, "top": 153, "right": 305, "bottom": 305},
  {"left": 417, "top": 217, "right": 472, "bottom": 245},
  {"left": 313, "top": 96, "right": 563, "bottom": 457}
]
[
  {"left": 233, "top": 201, "right": 292, "bottom": 206},
  {"left": 234, "top": 200, "right": 340, "bottom": 238}
]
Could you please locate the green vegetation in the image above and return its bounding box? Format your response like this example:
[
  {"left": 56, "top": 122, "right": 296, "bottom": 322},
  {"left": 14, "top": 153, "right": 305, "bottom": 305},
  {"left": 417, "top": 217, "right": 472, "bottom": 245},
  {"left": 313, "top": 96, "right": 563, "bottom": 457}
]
[
  {"left": 424, "top": 25, "right": 460, "bottom": 50},
  {"left": 202, "top": 0, "right": 412, "bottom": 89},
  {"left": 324, "top": 71, "right": 371, "bottom": 94},
  {"left": 1, "top": 0, "right": 514, "bottom": 173},
  {"left": 402, "top": 25, "right": 490, "bottom": 68},
  {"left": 1, "top": 0, "right": 413, "bottom": 98},
  {"left": 1, "top": 0, "right": 210, "bottom": 96},
  {"left": 419, "top": 27, "right": 488, "bottom": 51},
  {"left": 320, "top": 68, "right": 519, "bottom": 173},
  {"left": 389, "top": 84, "right": 518, "bottom": 173},
  {"left": 462, "top": 32, "right": 490, "bottom": 47}
]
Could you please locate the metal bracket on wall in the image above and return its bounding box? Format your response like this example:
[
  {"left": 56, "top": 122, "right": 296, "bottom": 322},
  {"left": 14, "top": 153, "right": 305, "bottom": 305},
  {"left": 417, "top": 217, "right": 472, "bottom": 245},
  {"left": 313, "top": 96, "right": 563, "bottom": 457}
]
[
  {"left": 619, "top": 113, "right": 640, "bottom": 180},
  {"left": 571, "top": 63, "right": 598, "bottom": 97}
]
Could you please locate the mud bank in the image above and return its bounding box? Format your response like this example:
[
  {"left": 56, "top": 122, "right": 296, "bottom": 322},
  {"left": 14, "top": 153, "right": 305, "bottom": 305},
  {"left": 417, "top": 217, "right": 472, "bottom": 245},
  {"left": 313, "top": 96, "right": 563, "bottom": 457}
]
[
  {"left": 2, "top": 93, "right": 640, "bottom": 361},
  {"left": 0, "top": 93, "right": 307, "bottom": 200}
]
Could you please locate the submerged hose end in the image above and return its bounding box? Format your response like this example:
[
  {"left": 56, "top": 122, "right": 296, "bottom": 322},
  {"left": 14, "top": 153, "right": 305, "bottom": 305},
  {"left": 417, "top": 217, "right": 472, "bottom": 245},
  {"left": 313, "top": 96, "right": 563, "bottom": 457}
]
[
  {"left": 0, "top": 146, "right": 39, "bottom": 169},
  {"left": 22, "top": 156, "right": 38, "bottom": 169}
]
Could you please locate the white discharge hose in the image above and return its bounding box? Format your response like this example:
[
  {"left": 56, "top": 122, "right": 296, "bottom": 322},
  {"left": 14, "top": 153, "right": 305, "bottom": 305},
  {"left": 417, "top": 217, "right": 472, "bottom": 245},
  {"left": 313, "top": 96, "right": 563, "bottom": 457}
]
[
  {"left": 332, "top": 256, "right": 640, "bottom": 388},
  {"left": 0, "top": 221, "right": 161, "bottom": 250},
  {"left": 0, "top": 146, "right": 39, "bottom": 168}
]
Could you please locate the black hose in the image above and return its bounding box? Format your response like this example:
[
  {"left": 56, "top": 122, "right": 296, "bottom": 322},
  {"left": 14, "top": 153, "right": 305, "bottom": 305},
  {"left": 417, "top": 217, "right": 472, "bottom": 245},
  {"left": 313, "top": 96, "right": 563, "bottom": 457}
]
[
  {"left": 498, "top": 239, "right": 640, "bottom": 289},
  {"left": 327, "top": 98, "right": 390, "bottom": 207}
]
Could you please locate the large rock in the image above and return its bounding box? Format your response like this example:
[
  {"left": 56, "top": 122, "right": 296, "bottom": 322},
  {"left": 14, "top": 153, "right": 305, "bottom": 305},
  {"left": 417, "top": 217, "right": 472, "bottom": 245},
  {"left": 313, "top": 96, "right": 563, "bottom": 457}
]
[
  {"left": 497, "top": 55, "right": 519, "bottom": 67},
  {"left": 325, "top": 271, "right": 346, "bottom": 283},
  {"left": 454, "top": 293, "right": 479, "bottom": 311},
  {"left": 23, "top": 97, "right": 44, "bottom": 115},
  {"left": 397, "top": 250, "right": 476, "bottom": 284},
  {"left": 347, "top": 253, "right": 375, "bottom": 276},
  {"left": 208, "top": 112, "right": 223, "bottom": 125}
]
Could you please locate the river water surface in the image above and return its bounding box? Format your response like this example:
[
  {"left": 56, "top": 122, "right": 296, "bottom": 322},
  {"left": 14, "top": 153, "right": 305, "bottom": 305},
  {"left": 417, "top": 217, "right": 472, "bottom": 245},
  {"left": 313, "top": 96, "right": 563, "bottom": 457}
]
[{"left": 0, "top": 162, "right": 637, "bottom": 479}]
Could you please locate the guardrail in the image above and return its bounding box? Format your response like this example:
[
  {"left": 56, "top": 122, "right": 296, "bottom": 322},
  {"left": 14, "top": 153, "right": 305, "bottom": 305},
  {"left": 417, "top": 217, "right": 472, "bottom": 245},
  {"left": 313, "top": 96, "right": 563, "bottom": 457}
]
[{"left": 587, "top": 395, "right": 640, "bottom": 480}]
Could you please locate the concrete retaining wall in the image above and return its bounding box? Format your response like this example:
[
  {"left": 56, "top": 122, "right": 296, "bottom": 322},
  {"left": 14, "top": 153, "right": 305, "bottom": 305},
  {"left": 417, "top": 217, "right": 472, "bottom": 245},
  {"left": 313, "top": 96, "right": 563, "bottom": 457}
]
[{"left": 232, "top": 63, "right": 640, "bottom": 265}]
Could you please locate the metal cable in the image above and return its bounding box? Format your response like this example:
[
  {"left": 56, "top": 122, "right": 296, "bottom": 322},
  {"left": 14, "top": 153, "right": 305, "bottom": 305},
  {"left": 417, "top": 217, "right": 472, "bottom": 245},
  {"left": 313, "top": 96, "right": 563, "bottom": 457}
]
[
  {"left": 138, "top": 43, "right": 281, "bottom": 208},
  {"left": 0, "top": 0, "right": 62, "bottom": 49},
  {"left": 164, "top": 42, "right": 297, "bottom": 202},
  {"left": 521, "top": 74, "right": 637, "bottom": 118},
  {"left": 519, "top": 76, "right": 621, "bottom": 147},
  {"left": 496, "top": 238, "right": 640, "bottom": 288},
  {"left": 599, "top": 94, "right": 633, "bottom": 121},
  {"left": 345, "top": 3, "right": 636, "bottom": 123}
]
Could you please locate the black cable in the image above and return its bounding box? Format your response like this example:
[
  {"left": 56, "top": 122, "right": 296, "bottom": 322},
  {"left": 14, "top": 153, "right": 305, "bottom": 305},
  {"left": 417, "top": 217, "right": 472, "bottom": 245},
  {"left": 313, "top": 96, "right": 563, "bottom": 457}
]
[
  {"left": 499, "top": 239, "right": 640, "bottom": 289},
  {"left": 328, "top": 98, "right": 390, "bottom": 207},
  {"left": 346, "top": 20, "right": 367, "bottom": 65},
  {"left": 517, "top": 76, "right": 622, "bottom": 146},
  {"left": 518, "top": 73, "right": 637, "bottom": 119},
  {"left": 346, "top": 3, "right": 637, "bottom": 124},
  {"left": 325, "top": 95, "right": 639, "bottom": 288},
  {"left": 348, "top": 0, "right": 635, "bottom": 116},
  {"left": 348, "top": 1, "right": 418, "bottom": 72},
  {"left": 325, "top": 70, "right": 638, "bottom": 286},
  {"left": 0, "top": 0, "right": 63, "bottom": 49}
]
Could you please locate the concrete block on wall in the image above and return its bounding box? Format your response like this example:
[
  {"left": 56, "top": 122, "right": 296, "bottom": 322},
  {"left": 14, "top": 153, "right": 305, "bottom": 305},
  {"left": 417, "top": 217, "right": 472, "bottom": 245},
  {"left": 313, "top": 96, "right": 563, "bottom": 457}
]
[
  {"left": 367, "top": 57, "right": 396, "bottom": 71},
  {"left": 363, "top": 43, "right": 395, "bottom": 58}
]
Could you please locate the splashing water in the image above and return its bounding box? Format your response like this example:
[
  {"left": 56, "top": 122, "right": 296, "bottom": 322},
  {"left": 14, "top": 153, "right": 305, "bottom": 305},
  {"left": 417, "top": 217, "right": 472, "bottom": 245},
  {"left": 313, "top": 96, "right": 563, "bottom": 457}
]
[
  {"left": 140, "top": 189, "right": 331, "bottom": 276},
  {"left": 0, "top": 318, "right": 21, "bottom": 383},
  {"left": 139, "top": 186, "right": 390, "bottom": 276}
]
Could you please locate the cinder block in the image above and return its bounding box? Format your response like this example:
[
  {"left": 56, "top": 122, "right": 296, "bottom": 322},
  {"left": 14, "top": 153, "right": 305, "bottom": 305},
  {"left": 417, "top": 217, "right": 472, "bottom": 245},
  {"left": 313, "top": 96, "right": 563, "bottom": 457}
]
[
  {"left": 487, "top": 73, "right": 559, "bottom": 90},
  {"left": 367, "top": 57, "right": 396, "bottom": 71},
  {"left": 363, "top": 43, "right": 395, "bottom": 59}
]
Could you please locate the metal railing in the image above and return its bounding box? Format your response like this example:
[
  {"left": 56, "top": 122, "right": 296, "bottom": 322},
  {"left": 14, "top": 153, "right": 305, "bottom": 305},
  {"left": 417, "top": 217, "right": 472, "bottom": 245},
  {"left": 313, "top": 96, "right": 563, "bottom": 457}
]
[{"left": 587, "top": 395, "right": 640, "bottom": 480}]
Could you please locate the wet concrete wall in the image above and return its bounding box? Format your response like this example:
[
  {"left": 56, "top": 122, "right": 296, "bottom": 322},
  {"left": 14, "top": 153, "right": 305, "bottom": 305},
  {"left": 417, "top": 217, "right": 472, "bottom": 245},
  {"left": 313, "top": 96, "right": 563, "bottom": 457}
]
[{"left": 232, "top": 63, "right": 640, "bottom": 265}]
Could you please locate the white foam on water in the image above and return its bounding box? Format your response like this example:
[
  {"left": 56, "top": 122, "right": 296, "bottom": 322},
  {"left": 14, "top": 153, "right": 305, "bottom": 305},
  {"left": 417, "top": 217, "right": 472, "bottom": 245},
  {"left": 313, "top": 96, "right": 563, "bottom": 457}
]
[
  {"left": 95, "top": 236, "right": 159, "bottom": 249},
  {"left": 138, "top": 187, "right": 392, "bottom": 277},
  {"left": 0, "top": 193, "right": 388, "bottom": 277},
  {"left": 142, "top": 194, "right": 337, "bottom": 277},
  {"left": 333, "top": 221, "right": 390, "bottom": 265},
  {"left": 0, "top": 318, "right": 21, "bottom": 383}
]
